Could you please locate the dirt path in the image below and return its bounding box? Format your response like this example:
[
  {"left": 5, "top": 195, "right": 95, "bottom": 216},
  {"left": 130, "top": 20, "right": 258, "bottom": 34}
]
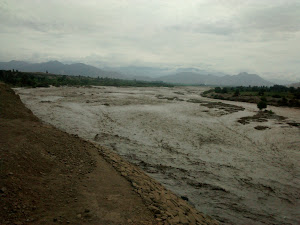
[
  {"left": 1, "top": 83, "right": 217, "bottom": 225},
  {"left": 16, "top": 85, "right": 300, "bottom": 225}
]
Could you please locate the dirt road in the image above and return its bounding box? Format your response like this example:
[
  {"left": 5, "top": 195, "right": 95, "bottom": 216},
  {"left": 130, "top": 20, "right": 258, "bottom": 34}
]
[{"left": 16, "top": 86, "right": 300, "bottom": 224}]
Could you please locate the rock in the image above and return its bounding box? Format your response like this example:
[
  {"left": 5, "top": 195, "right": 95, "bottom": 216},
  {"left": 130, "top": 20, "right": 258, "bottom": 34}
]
[
  {"left": 149, "top": 205, "right": 161, "bottom": 215},
  {"left": 77, "top": 214, "right": 82, "bottom": 218},
  {"left": 0, "top": 187, "right": 7, "bottom": 193},
  {"left": 14, "top": 222, "right": 23, "bottom": 225},
  {"left": 186, "top": 213, "right": 197, "bottom": 224},
  {"left": 167, "top": 216, "right": 180, "bottom": 224},
  {"left": 181, "top": 196, "right": 189, "bottom": 201},
  {"left": 178, "top": 211, "right": 189, "bottom": 224},
  {"left": 121, "top": 172, "right": 127, "bottom": 176}
]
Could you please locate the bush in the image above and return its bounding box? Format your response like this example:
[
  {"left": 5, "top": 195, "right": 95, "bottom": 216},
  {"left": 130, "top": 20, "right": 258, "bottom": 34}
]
[
  {"left": 260, "top": 96, "right": 267, "bottom": 102},
  {"left": 214, "top": 87, "right": 222, "bottom": 93},
  {"left": 221, "top": 87, "right": 228, "bottom": 93},
  {"left": 233, "top": 89, "right": 240, "bottom": 97},
  {"left": 258, "top": 89, "right": 265, "bottom": 96},
  {"left": 272, "top": 94, "right": 281, "bottom": 98},
  {"left": 257, "top": 101, "right": 267, "bottom": 110}
]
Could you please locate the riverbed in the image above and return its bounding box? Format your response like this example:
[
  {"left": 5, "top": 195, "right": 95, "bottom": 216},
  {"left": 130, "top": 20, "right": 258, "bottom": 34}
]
[{"left": 16, "top": 86, "right": 300, "bottom": 225}]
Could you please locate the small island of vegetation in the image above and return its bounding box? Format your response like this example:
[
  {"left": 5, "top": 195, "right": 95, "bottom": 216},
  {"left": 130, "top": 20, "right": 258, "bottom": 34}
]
[{"left": 202, "top": 85, "right": 300, "bottom": 108}]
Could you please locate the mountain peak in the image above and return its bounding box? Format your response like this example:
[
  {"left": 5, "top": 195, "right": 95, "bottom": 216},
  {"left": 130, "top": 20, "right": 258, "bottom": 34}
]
[{"left": 46, "top": 60, "right": 64, "bottom": 65}]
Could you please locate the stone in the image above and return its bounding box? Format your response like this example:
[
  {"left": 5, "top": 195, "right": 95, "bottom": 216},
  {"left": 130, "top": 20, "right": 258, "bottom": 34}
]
[
  {"left": 167, "top": 216, "right": 180, "bottom": 224},
  {"left": 180, "top": 196, "right": 189, "bottom": 201},
  {"left": 14, "top": 222, "right": 23, "bottom": 225},
  {"left": 1, "top": 187, "right": 7, "bottom": 193},
  {"left": 149, "top": 205, "right": 161, "bottom": 215},
  {"left": 178, "top": 212, "right": 189, "bottom": 224}
]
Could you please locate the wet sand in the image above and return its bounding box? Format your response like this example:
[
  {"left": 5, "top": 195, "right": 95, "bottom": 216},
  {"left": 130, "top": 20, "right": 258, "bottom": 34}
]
[{"left": 16, "top": 86, "right": 300, "bottom": 225}]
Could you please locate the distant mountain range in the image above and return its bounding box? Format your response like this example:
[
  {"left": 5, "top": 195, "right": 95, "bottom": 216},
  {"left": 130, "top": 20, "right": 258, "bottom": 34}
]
[
  {"left": 104, "top": 66, "right": 227, "bottom": 78},
  {"left": 288, "top": 82, "right": 300, "bottom": 88},
  {"left": 0, "top": 60, "right": 124, "bottom": 79},
  {"left": 158, "top": 72, "right": 274, "bottom": 86},
  {"left": 0, "top": 60, "right": 294, "bottom": 87}
]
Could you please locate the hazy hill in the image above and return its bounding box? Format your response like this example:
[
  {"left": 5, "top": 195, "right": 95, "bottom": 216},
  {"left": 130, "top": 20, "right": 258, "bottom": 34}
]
[
  {"left": 105, "top": 66, "right": 170, "bottom": 78},
  {"left": 0, "top": 60, "right": 125, "bottom": 79},
  {"left": 269, "top": 78, "right": 295, "bottom": 85},
  {"left": 158, "top": 72, "right": 273, "bottom": 86},
  {"left": 106, "top": 66, "right": 227, "bottom": 78},
  {"left": 0, "top": 60, "right": 274, "bottom": 86},
  {"left": 158, "top": 72, "right": 218, "bottom": 85},
  {"left": 288, "top": 82, "right": 300, "bottom": 88}
]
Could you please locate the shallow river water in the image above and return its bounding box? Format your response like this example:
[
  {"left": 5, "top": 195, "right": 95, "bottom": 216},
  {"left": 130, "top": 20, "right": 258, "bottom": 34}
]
[{"left": 16, "top": 86, "right": 300, "bottom": 225}]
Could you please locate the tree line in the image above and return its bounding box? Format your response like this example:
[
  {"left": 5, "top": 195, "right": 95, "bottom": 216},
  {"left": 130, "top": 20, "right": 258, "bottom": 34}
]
[
  {"left": 0, "top": 70, "right": 174, "bottom": 88},
  {"left": 202, "top": 85, "right": 300, "bottom": 108}
]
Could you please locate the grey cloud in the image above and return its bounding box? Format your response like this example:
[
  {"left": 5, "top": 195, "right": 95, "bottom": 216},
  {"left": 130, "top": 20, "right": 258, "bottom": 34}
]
[
  {"left": 0, "top": 0, "right": 299, "bottom": 81},
  {"left": 169, "top": 2, "right": 300, "bottom": 36},
  {"left": 169, "top": 22, "right": 236, "bottom": 35},
  {"left": 240, "top": 3, "right": 300, "bottom": 32}
]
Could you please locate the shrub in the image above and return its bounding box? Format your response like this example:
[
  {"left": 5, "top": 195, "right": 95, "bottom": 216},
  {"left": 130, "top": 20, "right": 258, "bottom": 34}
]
[
  {"left": 272, "top": 94, "right": 281, "bottom": 98},
  {"left": 260, "top": 96, "right": 267, "bottom": 102},
  {"left": 233, "top": 89, "right": 240, "bottom": 97},
  {"left": 257, "top": 101, "right": 267, "bottom": 110}
]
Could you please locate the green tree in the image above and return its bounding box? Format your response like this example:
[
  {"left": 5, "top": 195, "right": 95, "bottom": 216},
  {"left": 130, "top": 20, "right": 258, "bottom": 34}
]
[
  {"left": 257, "top": 101, "right": 267, "bottom": 110},
  {"left": 233, "top": 89, "right": 240, "bottom": 97},
  {"left": 221, "top": 87, "right": 228, "bottom": 93},
  {"left": 258, "top": 89, "right": 265, "bottom": 96},
  {"left": 214, "top": 87, "right": 222, "bottom": 93}
]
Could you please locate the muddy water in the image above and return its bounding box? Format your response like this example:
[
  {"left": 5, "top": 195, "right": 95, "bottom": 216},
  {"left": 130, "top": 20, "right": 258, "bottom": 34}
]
[{"left": 16, "top": 86, "right": 300, "bottom": 225}]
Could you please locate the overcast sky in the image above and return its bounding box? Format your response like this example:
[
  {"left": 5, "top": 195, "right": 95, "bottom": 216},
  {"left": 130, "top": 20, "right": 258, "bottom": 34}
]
[{"left": 0, "top": 0, "right": 299, "bottom": 80}]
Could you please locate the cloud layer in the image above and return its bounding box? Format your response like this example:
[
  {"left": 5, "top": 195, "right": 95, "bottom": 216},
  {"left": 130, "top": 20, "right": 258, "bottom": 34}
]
[{"left": 0, "top": 0, "right": 299, "bottom": 80}]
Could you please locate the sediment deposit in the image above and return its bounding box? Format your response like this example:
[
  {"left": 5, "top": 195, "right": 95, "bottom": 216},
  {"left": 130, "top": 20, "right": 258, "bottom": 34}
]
[{"left": 16, "top": 86, "right": 300, "bottom": 224}]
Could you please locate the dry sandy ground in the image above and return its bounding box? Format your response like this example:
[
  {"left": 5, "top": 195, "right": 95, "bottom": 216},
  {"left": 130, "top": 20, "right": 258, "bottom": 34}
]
[
  {"left": 16, "top": 86, "right": 300, "bottom": 225},
  {"left": 0, "top": 83, "right": 156, "bottom": 225}
]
